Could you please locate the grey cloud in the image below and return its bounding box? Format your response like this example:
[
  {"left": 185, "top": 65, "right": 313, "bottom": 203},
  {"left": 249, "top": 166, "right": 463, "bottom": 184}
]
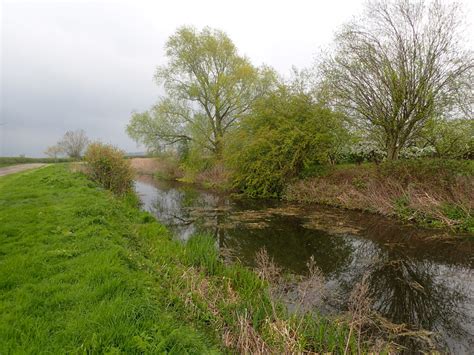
[{"left": 2, "top": 0, "right": 472, "bottom": 157}]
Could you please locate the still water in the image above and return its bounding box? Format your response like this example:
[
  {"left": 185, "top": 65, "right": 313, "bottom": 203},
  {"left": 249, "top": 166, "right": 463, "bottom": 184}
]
[{"left": 135, "top": 175, "right": 474, "bottom": 353}]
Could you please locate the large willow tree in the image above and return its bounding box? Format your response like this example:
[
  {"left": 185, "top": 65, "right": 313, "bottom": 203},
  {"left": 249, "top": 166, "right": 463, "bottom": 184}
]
[
  {"left": 322, "top": 0, "right": 473, "bottom": 160},
  {"left": 127, "top": 26, "right": 274, "bottom": 157}
]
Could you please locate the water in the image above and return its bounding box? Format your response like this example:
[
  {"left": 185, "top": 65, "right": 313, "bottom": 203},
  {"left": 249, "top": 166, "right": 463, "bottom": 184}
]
[{"left": 135, "top": 175, "right": 474, "bottom": 353}]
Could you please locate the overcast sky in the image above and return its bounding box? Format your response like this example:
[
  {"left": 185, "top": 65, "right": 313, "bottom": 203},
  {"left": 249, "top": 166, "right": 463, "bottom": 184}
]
[{"left": 1, "top": 0, "right": 473, "bottom": 157}]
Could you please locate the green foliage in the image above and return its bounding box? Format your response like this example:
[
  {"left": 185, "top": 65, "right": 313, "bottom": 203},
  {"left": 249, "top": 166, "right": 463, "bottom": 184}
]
[
  {"left": 226, "top": 85, "right": 349, "bottom": 197},
  {"left": 379, "top": 158, "right": 473, "bottom": 187},
  {"left": 322, "top": 0, "right": 472, "bottom": 160},
  {"left": 84, "top": 143, "right": 134, "bottom": 196},
  {"left": 127, "top": 26, "right": 276, "bottom": 158},
  {"left": 420, "top": 118, "right": 474, "bottom": 159},
  {"left": 184, "top": 235, "right": 220, "bottom": 275}
]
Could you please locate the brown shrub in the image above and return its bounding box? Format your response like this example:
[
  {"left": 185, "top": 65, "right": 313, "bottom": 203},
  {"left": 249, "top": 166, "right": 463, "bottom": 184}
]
[{"left": 84, "top": 143, "right": 134, "bottom": 195}]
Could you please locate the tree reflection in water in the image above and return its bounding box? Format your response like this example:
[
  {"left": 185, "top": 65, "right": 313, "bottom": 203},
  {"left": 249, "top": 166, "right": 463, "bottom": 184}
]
[{"left": 341, "top": 240, "right": 473, "bottom": 352}]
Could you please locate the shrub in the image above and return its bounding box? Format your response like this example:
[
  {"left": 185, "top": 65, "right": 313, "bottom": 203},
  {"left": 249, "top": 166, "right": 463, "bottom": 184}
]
[
  {"left": 345, "top": 141, "right": 386, "bottom": 164},
  {"left": 84, "top": 143, "right": 134, "bottom": 195},
  {"left": 226, "top": 86, "right": 349, "bottom": 198}
]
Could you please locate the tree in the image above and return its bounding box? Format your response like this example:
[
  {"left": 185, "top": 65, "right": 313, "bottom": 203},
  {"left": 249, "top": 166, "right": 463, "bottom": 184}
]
[
  {"left": 127, "top": 26, "right": 275, "bottom": 158},
  {"left": 226, "top": 83, "right": 349, "bottom": 197},
  {"left": 44, "top": 144, "right": 63, "bottom": 161},
  {"left": 420, "top": 118, "right": 474, "bottom": 159},
  {"left": 322, "top": 0, "right": 473, "bottom": 160},
  {"left": 59, "top": 129, "right": 89, "bottom": 159}
]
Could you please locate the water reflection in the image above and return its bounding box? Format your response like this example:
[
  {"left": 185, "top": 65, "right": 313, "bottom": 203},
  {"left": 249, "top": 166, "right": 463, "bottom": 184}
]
[{"left": 135, "top": 176, "right": 474, "bottom": 353}]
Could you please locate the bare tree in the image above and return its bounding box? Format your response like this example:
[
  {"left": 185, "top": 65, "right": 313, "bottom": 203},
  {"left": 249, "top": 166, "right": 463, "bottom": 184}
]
[
  {"left": 322, "top": 0, "right": 473, "bottom": 159},
  {"left": 59, "top": 130, "right": 89, "bottom": 159},
  {"left": 44, "top": 144, "right": 63, "bottom": 161}
]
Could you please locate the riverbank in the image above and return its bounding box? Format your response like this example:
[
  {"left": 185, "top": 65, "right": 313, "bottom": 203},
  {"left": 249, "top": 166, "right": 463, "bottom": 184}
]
[
  {"left": 130, "top": 157, "right": 474, "bottom": 234},
  {"left": 284, "top": 159, "right": 474, "bottom": 234},
  {"left": 0, "top": 164, "right": 372, "bottom": 353}
]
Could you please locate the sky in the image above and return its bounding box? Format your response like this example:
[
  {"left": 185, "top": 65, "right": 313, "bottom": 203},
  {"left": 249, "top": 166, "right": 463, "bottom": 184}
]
[{"left": 1, "top": 0, "right": 473, "bottom": 157}]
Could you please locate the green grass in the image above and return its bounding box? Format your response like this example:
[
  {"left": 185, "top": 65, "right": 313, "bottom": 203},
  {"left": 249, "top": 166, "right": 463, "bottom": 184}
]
[
  {"left": 0, "top": 164, "right": 360, "bottom": 353},
  {"left": 0, "top": 165, "right": 217, "bottom": 353}
]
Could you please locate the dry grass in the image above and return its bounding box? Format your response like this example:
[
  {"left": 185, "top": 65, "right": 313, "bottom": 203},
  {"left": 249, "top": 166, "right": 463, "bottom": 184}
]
[
  {"left": 341, "top": 274, "right": 437, "bottom": 354},
  {"left": 194, "top": 163, "right": 232, "bottom": 189},
  {"left": 254, "top": 249, "right": 330, "bottom": 353},
  {"left": 345, "top": 275, "right": 372, "bottom": 354},
  {"left": 165, "top": 236, "right": 436, "bottom": 354},
  {"left": 295, "top": 256, "right": 326, "bottom": 315},
  {"left": 130, "top": 157, "right": 183, "bottom": 178},
  {"left": 284, "top": 161, "right": 474, "bottom": 232},
  {"left": 254, "top": 248, "right": 437, "bottom": 354}
]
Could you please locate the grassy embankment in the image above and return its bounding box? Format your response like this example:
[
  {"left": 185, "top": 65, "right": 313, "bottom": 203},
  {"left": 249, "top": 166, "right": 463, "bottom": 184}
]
[
  {"left": 0, "top": 164, "right": 366, "bottom": 353},
  {"left": 285, "top": 159, "right": 474, "bottom": 233},
  {"left": 0, "top": 157, "right": 73, "bottom": 168}
]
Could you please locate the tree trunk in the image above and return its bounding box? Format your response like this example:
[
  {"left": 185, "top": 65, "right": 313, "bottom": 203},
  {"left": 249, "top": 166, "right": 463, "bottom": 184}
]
[
  {"left": 214, "top": 118, "right": 224, "bottom": 159},
  {"left": 387, "top": 140, "right": 399, "bottom": 160},
  {"left": 214, "top": 137, "right": 223, "bottom": 160},
  {"left": 386, "top": 134, "right": 400, "bottom": 160}
]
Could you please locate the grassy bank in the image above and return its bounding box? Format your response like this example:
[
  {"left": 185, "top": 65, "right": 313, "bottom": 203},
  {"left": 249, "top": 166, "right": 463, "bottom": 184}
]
[
  {"left": 284, "top": 159, "right": 474, "bottom": 233},
  {"left": 0, "top": 164, "right": 371, "bottom": 353}
]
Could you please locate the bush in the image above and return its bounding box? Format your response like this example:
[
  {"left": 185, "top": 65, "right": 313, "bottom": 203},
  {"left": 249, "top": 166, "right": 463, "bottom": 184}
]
[
  {"left": 345, "top": 141, "right": 386, "bottom": 164},
  {"left": 226, "top": 86, "right": 349, "bottom": 197},
  {"left": 84, "top": 143, "right": 134, "bottom": 195}
]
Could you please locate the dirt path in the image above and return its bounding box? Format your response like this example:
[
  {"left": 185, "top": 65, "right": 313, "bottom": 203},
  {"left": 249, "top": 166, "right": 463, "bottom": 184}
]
[{"left": 0, "top": 163, "right": 48, "bottom": 177}]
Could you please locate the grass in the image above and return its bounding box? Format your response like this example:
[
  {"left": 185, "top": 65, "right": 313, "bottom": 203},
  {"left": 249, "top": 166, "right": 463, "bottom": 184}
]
[
  {"left": 0, "top": 165, "right": 216, "bottom": 353},
  {"left": 285, "top": 159, "right": 474, "bottom": 233},
  {"left": 0, "top": 164, "right": 365, "bottom": 353}
]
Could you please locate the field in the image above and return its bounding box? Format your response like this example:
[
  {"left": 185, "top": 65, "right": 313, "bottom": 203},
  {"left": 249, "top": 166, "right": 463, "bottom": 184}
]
[{"left": 0, "top": 157, "right": 73, "bottom": 168}]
